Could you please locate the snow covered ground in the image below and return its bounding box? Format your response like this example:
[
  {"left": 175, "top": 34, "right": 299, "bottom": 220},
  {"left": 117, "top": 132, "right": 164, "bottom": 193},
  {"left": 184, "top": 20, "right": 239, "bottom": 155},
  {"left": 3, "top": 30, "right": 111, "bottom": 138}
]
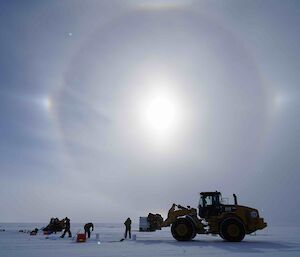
[{"left": 0, "top": 223, "right": 299, "bottom": 257}]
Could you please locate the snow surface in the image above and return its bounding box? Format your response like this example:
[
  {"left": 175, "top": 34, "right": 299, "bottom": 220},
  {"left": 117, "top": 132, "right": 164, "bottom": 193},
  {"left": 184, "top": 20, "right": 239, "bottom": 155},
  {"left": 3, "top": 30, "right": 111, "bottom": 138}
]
[{"left": 0, "top": 223, "right": 299, "bottom": 257}]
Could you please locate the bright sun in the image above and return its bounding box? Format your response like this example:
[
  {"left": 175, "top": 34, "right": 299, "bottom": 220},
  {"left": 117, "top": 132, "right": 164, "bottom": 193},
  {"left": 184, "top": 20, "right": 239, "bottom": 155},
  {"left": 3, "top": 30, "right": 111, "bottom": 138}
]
[
  {"left": 131, "top": 69, "right": 188, "bottom": 148},
  {"left": 144, "top": 94, "right": 176, "bottom": 132},
  {"left": 139, "top": 89, "right": 180, "bottom": 143}
]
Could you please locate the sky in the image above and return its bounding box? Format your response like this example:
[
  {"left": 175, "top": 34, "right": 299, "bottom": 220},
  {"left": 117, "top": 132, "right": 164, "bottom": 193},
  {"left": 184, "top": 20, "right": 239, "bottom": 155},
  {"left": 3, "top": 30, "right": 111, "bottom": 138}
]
[{"left": 0, "top": 0, "right": 299, "bottom": 225}]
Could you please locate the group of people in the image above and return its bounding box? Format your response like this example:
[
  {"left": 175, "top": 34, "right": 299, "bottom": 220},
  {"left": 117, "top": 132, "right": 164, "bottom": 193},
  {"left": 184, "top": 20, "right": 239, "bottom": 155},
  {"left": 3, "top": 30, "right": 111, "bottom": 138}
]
[{"left": 55, "top": 217, "right": 132, "bottom": 240}]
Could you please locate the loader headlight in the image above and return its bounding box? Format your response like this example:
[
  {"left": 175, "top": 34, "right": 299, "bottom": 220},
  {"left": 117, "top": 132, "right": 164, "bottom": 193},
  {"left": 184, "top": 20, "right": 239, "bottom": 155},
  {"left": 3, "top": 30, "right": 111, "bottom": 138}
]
[{"left": 251, "top": 211, "right": 258, "bottom": 218}]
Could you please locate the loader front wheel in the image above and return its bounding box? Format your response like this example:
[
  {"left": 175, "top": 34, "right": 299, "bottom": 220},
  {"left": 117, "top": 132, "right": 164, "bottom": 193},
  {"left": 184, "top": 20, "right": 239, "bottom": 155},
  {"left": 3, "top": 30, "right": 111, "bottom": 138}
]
[
  {"left": 171, "top": 218, "right": 195, "bottom": 241},
  {"left": 220, "top": 218, "right": 245, "bottom": 242}
]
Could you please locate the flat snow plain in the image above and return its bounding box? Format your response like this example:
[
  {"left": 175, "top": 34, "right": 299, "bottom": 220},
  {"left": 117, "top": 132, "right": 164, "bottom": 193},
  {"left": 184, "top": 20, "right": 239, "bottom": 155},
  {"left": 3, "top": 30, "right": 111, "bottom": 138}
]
[{"left": 0, "top": 223, "right": 299, "bottom": 257}]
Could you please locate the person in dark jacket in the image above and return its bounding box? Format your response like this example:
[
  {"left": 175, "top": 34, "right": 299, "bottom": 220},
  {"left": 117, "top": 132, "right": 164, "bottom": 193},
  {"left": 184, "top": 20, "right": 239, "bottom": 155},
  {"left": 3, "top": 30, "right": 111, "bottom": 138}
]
[
  {"left": 84, "top": 223, "right": 94, "bottom": 238},
  {"left": 124, "top": 218, "right": 131, "bottom": 239},
  {"left": 60, "top": 217, "right": 72, "bottom": 238}
]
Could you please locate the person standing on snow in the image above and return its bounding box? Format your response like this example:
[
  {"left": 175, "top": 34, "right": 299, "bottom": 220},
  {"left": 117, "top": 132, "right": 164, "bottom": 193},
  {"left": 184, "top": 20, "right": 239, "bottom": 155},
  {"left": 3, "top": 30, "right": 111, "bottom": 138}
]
[
  {"left": 124, "top": 218, "right": 132, "bottom": 239},
  {"left": 60, "top": 217, "right": 72, "bottom": 238},
  {"left": 84, "top": 223, "right": 94, "bottom": 238}
]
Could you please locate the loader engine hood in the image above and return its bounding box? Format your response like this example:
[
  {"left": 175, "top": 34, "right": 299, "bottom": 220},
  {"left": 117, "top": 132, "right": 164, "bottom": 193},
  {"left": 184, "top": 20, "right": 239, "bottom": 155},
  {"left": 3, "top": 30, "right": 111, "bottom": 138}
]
[
  {"left": 235, "top": 205, "right": 267, "bottom": 233},
  {"left": 236, "top": 205, "right": 260, "bottom": 217}
]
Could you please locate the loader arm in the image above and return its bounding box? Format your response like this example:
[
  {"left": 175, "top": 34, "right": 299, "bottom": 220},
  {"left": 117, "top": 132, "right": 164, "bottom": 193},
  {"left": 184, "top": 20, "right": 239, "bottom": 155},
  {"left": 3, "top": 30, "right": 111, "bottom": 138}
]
[{"left": 160, "top": 205, "right": 197, "bottom": 228}]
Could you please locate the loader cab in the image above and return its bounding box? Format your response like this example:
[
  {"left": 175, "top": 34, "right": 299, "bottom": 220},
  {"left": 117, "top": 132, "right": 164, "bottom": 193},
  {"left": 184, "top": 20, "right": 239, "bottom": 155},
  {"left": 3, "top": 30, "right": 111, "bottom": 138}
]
[{"left": 198, "top": 191, "right": 222, "bottom": 218}]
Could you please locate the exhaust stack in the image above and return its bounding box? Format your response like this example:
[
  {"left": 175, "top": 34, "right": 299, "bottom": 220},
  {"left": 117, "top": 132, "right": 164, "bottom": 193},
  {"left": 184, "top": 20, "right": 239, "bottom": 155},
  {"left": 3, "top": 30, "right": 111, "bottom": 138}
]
[{"left": 233, "top": 194, "right": 238, "bottom": 205}]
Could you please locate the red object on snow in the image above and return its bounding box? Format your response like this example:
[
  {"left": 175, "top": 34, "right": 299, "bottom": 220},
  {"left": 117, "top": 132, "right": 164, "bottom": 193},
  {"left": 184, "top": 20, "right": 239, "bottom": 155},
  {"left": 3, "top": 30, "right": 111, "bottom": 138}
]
[
  {"left": 76, "top": 233, "right": 86, "bottom": 242},
  {"left": 30, "top": 231, "right": 37, "bottom": 236}
]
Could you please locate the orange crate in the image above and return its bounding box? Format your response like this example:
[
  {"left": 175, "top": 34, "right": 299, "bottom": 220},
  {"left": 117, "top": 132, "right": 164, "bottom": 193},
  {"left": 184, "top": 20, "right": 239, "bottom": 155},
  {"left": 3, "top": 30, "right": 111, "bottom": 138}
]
[{"left": 76, "top": 233, "right": 86, "bottom": 242}]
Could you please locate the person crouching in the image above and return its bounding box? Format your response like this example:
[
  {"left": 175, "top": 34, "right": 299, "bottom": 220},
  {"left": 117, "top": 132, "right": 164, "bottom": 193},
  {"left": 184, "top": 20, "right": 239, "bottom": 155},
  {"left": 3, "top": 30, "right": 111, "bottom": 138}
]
[{"left": 84, "top": 223, "right": 94, "bottom": 239}]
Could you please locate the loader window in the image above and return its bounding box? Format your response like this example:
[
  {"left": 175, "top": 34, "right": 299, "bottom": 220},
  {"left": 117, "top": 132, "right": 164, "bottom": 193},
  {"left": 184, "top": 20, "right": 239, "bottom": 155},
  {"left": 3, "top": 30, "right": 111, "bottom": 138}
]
[
  {"left": 199, "top": 196, "right": 210, "bottom": 207},
  {"left": 200, "top": 195, "right": 220, "bottom": 207},
  {"left": 199, "top": 198, "right": 202, "bottom": 207},
  {"left": 212, "top": 194, "right": 220, "bottom": 205},
  {"left": 205, "top": 196, "right": 213, "bottom": 206}
]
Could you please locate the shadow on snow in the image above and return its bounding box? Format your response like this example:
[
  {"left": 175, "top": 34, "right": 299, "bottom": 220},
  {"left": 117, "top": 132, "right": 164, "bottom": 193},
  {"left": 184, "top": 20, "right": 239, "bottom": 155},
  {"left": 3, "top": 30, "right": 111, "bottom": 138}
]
[{"left": 135, "top": 238, "right": 300, "bottom": 254}]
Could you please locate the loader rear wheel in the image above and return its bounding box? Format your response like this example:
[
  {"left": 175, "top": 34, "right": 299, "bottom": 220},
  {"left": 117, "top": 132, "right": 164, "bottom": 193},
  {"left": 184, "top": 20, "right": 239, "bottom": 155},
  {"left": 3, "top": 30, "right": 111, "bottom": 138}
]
[
  {"left": 220, "top": 218, "right": 245, "bottom": 242},
  {"left": 171, "top": 218, "right": 195, "bottom": 241}
]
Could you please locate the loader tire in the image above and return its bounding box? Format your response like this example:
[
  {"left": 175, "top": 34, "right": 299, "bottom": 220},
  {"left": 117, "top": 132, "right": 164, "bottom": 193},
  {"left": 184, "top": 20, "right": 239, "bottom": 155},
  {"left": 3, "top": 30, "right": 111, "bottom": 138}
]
[
  {"left": 220, "top": 218, "right": 245, "bottom": 242},
  {"left": 191, "top": 228, "right": 197, "bottom": 239},
  {"left": 171, "top": 218, "right": 195, "bottom": 241}
]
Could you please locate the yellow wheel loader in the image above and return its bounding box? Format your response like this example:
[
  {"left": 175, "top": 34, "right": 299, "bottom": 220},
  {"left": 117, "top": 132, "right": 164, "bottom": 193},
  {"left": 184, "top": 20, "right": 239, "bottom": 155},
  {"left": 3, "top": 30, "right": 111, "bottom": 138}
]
[{"left": 143, "top": 191, "right": 267, "bottom": 242}]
